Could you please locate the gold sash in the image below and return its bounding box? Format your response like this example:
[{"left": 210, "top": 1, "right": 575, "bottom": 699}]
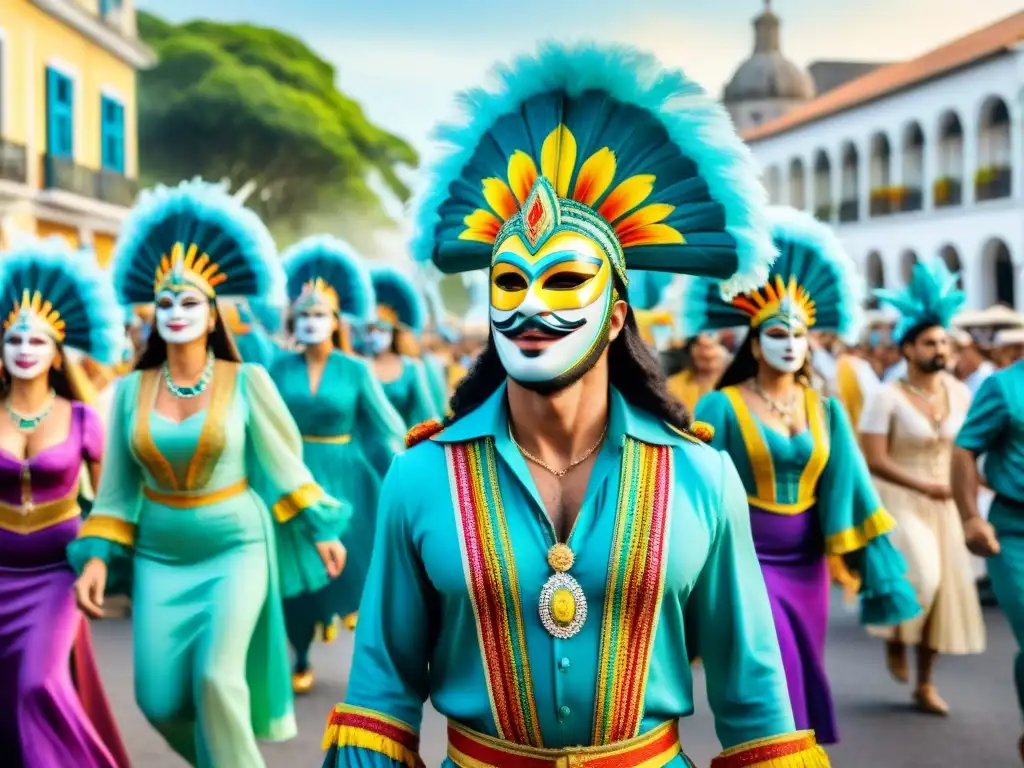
[
  {"left": 0, "top": 489, "right": 80, "bottom": 535},
  {"left": 143, "top": 478, "right": 249, "bottom": 509}
]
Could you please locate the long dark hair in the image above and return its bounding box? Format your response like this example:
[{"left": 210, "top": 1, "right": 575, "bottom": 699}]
[
  {"left": 446, "top": 304, "right": 690, "bottom": 430},
  {"left": 0, "top": 343, "right": 79, "bottom": 400},
  {"left": 135, "top": 300, "right": 241, "bottom": 370},
  {"left": 716, "top": 328, "right": 813, "bottom": 390}
]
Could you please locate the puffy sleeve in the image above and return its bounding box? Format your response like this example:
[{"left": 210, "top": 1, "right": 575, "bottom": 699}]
[
  {"left": 354, "top": 359, "right": 406, "bottom": 478},
  {"left": 405, "top": 358, "right": 440, "bottom": 427},
  {"left": 858, "top": 383, "right": 896, "bottom": 436},
  {"left": 817, "top": 398, "right": 920, "bottom": 626},
  {"left": 688, "top": 452, "right": 829, "bottom": 765},
  {"left": 956, "top": 374, "right": 1008, "bottom": 455},
  {"left": 67, "top": 375, "right": 142, "bottom": 591},
  {"left": 322, "top": 454, "right": 432, "bottom": 768},
  {"left": 79, "top": 403, "right": 105, "bottom": 463},
  {"left": 241, "top": 364, "right": 352, "bottom": 597}
]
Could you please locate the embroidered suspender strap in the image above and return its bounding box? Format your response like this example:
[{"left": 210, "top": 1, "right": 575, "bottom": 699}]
[
  {"left": 592, "top": 438, "right": 674, "bottom": 744},
  {"left": 447, "top": 720, "right": 682, "bottom": 768},
  {"left": 322, "top": 704, "right": 425, "bottom": 768},
  {"left": 446, "top": 439, "right": 543, "bottom": 747}
]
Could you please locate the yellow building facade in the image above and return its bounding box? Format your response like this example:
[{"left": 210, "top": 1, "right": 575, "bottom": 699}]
[{"left": 0, "top": 0, "right": 153, "bottom": 264}]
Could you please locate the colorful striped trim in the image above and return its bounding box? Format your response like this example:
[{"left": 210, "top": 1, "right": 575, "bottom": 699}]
[
  {"left": 447, "top": 720, "right": 681, "bottom": 768},
  {"left": 592, "top": 439, "right": 674, "bottom": 744},
  {"left": 710, "top": 730, "right": 830, "bottom": 767},
  {"left": 321, "top": 704, "right": 424, "bottom": 768},
  {"left": 77, "top": 514, "right": 136, "bottom": 547},
  {"left": 825, "top": 507, "right": 897, "bottom": 555},
  {"left": 446, "top": 439, "right": 543, "bottom": 747}
]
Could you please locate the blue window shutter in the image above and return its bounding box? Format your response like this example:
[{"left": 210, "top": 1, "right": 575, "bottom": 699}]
[
  {"left": 100, "top": 96, "right": 125, "bottom": 173},
  {"left": 45, "top": 68, "right": 73, "bottom": 159}
]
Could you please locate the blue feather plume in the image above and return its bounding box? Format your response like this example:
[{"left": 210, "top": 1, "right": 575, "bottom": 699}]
[
  {"left": 681, "top": 206, "right": 863, "bottom": 342},
  {"left": 627, "top": 270, "right": 675, "bottom": 311},
  {"left": 370, "top": 266, "right": 427, "bottom": 336},
  {"left": 0, "top": 238, "right": 123, "bottom": 365},
  {"left": 410, "top": 41, "right": 775, "bottom": 298},
  {"left": 875, "top": 257, "right": 965, "bottom": 343},
  {"left": 281, "top": 235, "right": 375, "bottom": 322},
  {"left": 112, "top": 179, "right": 279, "bottom": 305},
  {"left": 247, "top": 296, "right": 285, "bottom": 334}
]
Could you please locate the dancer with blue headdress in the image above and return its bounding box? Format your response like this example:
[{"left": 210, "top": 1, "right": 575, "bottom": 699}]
[
  {"left": 67, "top": 179, "right": 349, "bottom": 768},
  {"left": 859, "top": 257, "right": 984, "bottom": 716},
  {"left": 367, "top": 265, "right": 440, "bottom": 428},
  {"left": 0, "top": 239, "right": 129, "bottom": 768},
  {"left": 687, "top": 206, "right": 919, "bottom": 744},
  {"left": 273, "top": 235, "right": 406, "bottom": 693},
  {"left": 322, "top": 44, "right": 833, "bottom": 767}
]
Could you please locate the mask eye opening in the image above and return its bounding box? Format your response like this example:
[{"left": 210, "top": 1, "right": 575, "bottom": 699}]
[
  {"left": 495, "top": 272, "right": 528, "bottom": 292},
  {"left": 542, "top": 271, "right": 593, "bottom": 291}
]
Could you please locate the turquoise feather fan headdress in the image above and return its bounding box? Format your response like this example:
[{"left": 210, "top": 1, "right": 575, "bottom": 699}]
[
  {"left": 246, "top": 296, "right": 285, "bottom": 335},
  {"left": 0, "top": 238, "right": 123, "bottom": 365},
  {"left": 112, "top": 179, "right": 280, "bottom": 305},
  {"left": 627, "top": 270, "right": 675, "bottom": 311},
  {"left": 281, "top": 235, "right": 374, "bottom": 322},
  {"left": 370, "top": 266, "right": 426, "bottom": 336},
  {"left": 681, "top": 206, "right": 864, "bottom": 343},
  {"left": 875, "top": 257, "right": 965, "bottom": 343},
  {"left": 410, "top": 42, "right": 775, "bottom": 298}
]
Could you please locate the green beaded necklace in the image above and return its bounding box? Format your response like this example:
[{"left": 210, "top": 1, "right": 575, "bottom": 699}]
[
  {"left": 5, "top": 389, "right": 56, "bottom": 433},
  {"left": 163, "top": 350, "right": 215, "bottom": 399}
]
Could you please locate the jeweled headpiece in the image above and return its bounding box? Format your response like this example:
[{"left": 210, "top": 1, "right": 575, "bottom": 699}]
[
  {"left": 411, "top": 42, "right": 776, "bottom": 297},
  {"left": 0, "top": 238, "right": 123, "bottom": 364},
  {"left": 282, "top": 235, "right": 374, "bottom": 321},
  {"left": 875, "top": 256, "right": 965, "bottom": 343},
  {"left": 370, "top": 266, "right": 426, "bottom": 336},
  {"left": 113, "top": 178, "right": 280, "bottom": 305},
  {"left": 682, "top": 205, "right": 864, "bottom": 342}
]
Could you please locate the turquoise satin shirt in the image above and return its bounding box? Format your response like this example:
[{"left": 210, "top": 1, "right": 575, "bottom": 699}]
[
  {"left": 956, "top": 361, "right": 1024, "bottom": 533},
  {"left": 325, "top": 384, "right": 800, "bottom": 766}
]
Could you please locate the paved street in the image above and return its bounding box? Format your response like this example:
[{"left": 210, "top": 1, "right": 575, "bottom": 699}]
[{"left": 92, "top": 595, "right": 1020, "bottom": 767}]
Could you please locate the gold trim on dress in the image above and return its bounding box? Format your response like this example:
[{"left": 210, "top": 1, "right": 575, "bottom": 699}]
[
  {"left": 0, "top": 490, "right": 80, "bottom": 534},
  {"left": 272, "top": 482, "right": 324, "bottom": 524},
  {"left": 723, "top": 386, "right": 776, "bottom": 503},
  {"left": 184, "top": 360, "right": 238, "bottom": 490},
  {"left": 826, "top": 507, "right": 897, "bottom": 555},
  {"left": 78, "top": 514, "right": 137, "bottom": 547},
  {"left": 143, "top": 478, "right": 249, "bottom": 509},
  {"left": 796, "top": 388, "right": 830, "bottom": 503},
  {"left": 134, "top": 368, "right": 179, "bottom": 490},
  {"left": 302, "top": 434, "right": 351, "bottom": 444}
]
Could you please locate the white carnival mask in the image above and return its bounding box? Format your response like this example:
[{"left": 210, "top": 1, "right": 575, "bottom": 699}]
[
  {"left": 294, "top": 305, "right": 335, "bottom": 346},
  {"left": 3, "top": 311, "right": 57, "bottom": 381},
  {"left": 155, "top": 287, "right": 211, "bottom": 344},
  {"left": 759, "top": 316, "right": 809, "bottom": 375}
]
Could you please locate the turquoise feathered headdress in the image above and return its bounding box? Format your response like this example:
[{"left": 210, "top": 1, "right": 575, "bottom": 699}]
[
  {"left": 281, "top": 235, "right": 374, "bottom": 322},
  {"left": 247, "top": 296, "right": 285, "bottom": 335},
  {"left": 627, "top": 270, "right": 675, "bottom": 311},
  {"left": 410, "top": 42, "right": 775, "bottom": 298},
  {"left": 370, "top": 266, "right": 426, "bottom": 336},
  {"left": 0, "top": 238, "right": 123, "bottom": 365},
  {"left": 681, "top": 206, "right": 863, "bottom": 343},
  {"left": 875, "top": 257, "right": 965, "bottom": 343},
  {"left": 112, "top": 179, "right": 280, "bottom": 305}
]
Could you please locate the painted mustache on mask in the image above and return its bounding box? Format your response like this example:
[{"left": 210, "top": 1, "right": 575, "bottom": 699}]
[{"left": 492, "top": 312, "right": 586, "bottom": 340}]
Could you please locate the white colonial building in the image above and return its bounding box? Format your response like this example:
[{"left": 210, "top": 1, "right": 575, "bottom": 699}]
[{"left": 737, "top": 10, "right": 1024, "bottom": 311}]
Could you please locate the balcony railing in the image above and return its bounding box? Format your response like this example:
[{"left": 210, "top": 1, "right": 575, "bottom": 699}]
[
  {"left": 42, "top": 154, "right": 137, "bottom": 207},
  {"left": 976, "top": 166, "right": 1012, "bottom": 202},
  {"left": 0, "top": 140, "right": 28, "bottom": 184},
  {"left": 837, "top": 199, "right": 858, "bottom": 223}
]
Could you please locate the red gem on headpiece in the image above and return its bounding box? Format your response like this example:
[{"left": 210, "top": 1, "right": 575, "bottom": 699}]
[{"left": 527, "top": 196, "right": 544, "bottom": 230}]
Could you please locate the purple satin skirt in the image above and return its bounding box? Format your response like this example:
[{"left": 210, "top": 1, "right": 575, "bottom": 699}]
[{"left": 749, "top": 505, "right": 837, "bottom": 744}]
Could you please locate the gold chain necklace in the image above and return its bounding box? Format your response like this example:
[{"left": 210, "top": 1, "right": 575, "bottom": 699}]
[
  {"left": 508, "top": 423, "right": 608, "bottom": 478},
  {"left": 750, "top": 380, "right": 798, "bottom": 426}
]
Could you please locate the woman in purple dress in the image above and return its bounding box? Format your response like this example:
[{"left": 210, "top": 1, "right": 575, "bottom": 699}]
[
  {"left": 688, "top": 206, "right": 920, "bottom": 744},
  {"left": 0, "top": 238, "right": 128, "bottom": 767}
]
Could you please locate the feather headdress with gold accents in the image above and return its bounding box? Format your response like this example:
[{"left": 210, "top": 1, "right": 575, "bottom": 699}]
[
  {"left": 281, "top": 235, "right": 375, "bottom": 321},
  {"left": 410, "top": 42, "right": 776, "bottom": 298},
  {"left": 112, "top": 178, "right": 280, "bottom": 305},
  {"left": 370, "top": 266, "right": 426, "bottom": 336},
  {"left": 875, "top": 257, "right": 965, "bottom": 344},
  {"left": 0, "top": 238, "right": 123, "bottom": 365},
  {"left": 681, "top": 205, "right": 864, "bottom": 343}
]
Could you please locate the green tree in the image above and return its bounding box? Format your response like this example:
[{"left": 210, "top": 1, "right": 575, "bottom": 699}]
[{"left": 136, "top": 12, "right": 417, "bottom": 241}]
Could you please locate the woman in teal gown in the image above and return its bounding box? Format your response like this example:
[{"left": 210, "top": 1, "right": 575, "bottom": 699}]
[
  {"left": 69, "top": 180, "right": 348, "bottom": 768},
  {"left": 686, "top": 206, "right": 920, "bottom": 744},
  {"left": 274, "top": 235, "right": 406, "bottom": 693},
  {"left": 366, "top": 266, "right": 439, "bottom": 429}
]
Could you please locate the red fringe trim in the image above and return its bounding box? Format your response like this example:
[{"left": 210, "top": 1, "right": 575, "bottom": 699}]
[{"left": 406, "top": 419, "right": 445, "bottom": 448}]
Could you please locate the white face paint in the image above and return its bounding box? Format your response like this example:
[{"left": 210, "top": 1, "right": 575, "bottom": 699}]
[
  {"left": 3, "top": 316, "right": 57, "bottom": 381},
  {"left": 759, "top": 323, "right": 810, "bottom": 375},
  {"left": 368, "top": 326, "right": 394, "bottom": 355},
  {"left": 155, "top": 288, "right": 210, "bottom": 345},
  {"left": 294, "top": 307, "right": 335, "bottom": 345}
]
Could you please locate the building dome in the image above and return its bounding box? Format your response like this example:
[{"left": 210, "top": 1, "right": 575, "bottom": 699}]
[{"left": 723, "top": 5, "right": 815, "bottom": 104}]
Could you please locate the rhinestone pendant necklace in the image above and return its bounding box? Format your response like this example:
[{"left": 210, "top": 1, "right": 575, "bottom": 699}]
[
  {"left": 163, "top": 350, "right": 215, "bottom": 399},
  {"left": 5, "top": 389, "right": 56, "bottom": 433},
  {"left": 751, "top": 380, "right": 798, "bottom": 427}
]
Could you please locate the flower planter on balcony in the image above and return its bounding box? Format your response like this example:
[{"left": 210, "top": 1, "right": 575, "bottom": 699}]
[
  {"left": 837, "top": 200, "right": 858, "bottom": 223},
  {"left": 933, "top": 177, "right": 962, "bottom": 208},
  {"left": 869, "top": 192, "right": 892, "bottom": 216},
  {"left": 814, "top": 205, "right": 832, "bottom": 222},
  {"left": 898, "top": 188, "right": 923, "bottom": 212},
  {"left": 976, "top": 166, "right": 1012, "bottom": 202},
  {"left": 0, "top": 140, "right": 28, "bottom": 184}
]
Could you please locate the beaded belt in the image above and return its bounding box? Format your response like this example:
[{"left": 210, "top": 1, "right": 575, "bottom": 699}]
[
  {"left": 446, "top": 720, "right": 682, "bottom": 768},
  {"left": 143, "top": 479, "right": 249, "bottom": 509},
  {"left": 302, "top": 434, "right": 351, "bottom": 444},
  {"left": 0, "top": 490, "right": 80, "bottom": 535}
]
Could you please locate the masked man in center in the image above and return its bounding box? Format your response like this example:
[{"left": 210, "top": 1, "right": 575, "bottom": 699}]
[{"left": 322, "top": 44, "right": 831, "bottom": 767}]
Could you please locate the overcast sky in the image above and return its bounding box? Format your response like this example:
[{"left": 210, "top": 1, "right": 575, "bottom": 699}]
[{"left": 137, "top": 0, "right": 1023, "bottom": 154}]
